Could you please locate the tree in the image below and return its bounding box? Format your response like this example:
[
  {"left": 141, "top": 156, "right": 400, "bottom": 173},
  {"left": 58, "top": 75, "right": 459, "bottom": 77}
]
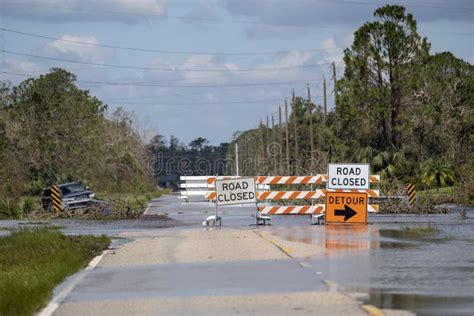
[
  {"left": 0, "top": 68, "right": 153, "bottom": 195},
  {"left": 421, "top": 159, "right": 455, "bottom": 189},
  {"left": 148, "top": 134, "right": 166, "bottom": 153},
  {"left": 339, "top": 5, "right": 430, "bottom": 149},
  {"left": 189, "top": 137, "right": 209, "bottom": 152},
  {"left": 169, "top": 135, "right": 182, "bottom": 152},
  {"left": 411, "top": 52, "right": 473, "bottom": 164}
]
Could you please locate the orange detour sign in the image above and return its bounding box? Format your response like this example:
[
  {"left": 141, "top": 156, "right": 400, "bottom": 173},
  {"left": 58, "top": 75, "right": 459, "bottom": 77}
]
[{"left": 325, "top": 192, "right": 367, "bottom": 224}]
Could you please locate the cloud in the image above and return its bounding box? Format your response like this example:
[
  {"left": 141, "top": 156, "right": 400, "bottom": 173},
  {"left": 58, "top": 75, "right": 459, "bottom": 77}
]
[
  {"left": 2, "top": 0, "right": 165, "bottom": 23},
  {"left": 45, "top": 35, "right": 107, "bottom": 63},
  {"left": 223, "top": 0, "right": 473, "bottom": 30},
  {"left": 320, "top": 37, "right": 344, "bottom": 64},
  {"left": 0, "top": 58, "right": 44, "bottom": 85},
  {"left": 1, "top": 59, "right": 42, "bottom": 75}
]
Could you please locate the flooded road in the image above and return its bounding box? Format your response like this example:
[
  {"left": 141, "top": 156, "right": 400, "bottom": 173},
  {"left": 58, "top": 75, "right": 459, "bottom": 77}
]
[
  {"left": 262, "top": 218, "right": 474, "bottom": 315},
  {"left": 150, "top": 195, "right": 474, "bottom": 315},
  {"left": 1, "top": 195, "right": 472, "bottom": 315}
]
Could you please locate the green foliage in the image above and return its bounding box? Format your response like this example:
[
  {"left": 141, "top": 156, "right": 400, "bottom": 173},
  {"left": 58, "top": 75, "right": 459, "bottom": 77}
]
[
  {"left": 340, "top": 5, "right": 430, "bottom": 149},
  {"left": 0, "top": 228, "right": 110, "bottom": 316},
  {"left": 228, "top": 5, "right": 472, "bottom": 204},
  {"left": 23, "top": 179, "right": 45, "bottom": 196},
  {"left": 421, "top": 160, "right": 455, "bottom": 189},
  {"left": 0, "top": 68, "right": 154, "bottom": 197},
  {"left": 0, "top": 199, "right": 21, "bottom": 219},
  {"left": 0, "top": 197, "right": 39, "bottom": 219},
  {"left": 18, "top": 197, "right": 38, "bottom": 215}
]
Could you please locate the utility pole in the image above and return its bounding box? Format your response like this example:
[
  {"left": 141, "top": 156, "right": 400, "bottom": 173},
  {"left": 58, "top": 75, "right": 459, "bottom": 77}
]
[
  {"left": 332, "top": 61, "right": 337, "bottom": 115},
  {"left": 278, "top": 106, "right": 283, "bottom": 174},
  {"left": 266, "top": 115, "right": 269, "bottom": 149},
  {"left": 307, "top": 84, "right": 314, "bottom": 159},
  {"left": 259, "top": 119, "right": 265, "bottom": 172},
  {"left": 284, "top": 99, "right": 290, "bottom": 175},
  {"left": 291, "top": 90, "right": 299, "bottom": 162},
  {"left": 323, "top": 77, "right": 328, "bottom": 118},
  {"left": 271, "top": 114, "right": 275, "bottom": 144},
  {"left": 235, "top": 142, "right": 239, "bottom": 176},
  {"left": 271, "top": 114, "right": 276, "bottom": 173},
  {"left": 278, "top": 106, "right": 283, "bottom": 144}
]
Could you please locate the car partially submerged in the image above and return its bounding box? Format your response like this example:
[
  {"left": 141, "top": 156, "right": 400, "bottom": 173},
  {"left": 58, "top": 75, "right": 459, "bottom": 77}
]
[{"left": 42, "top": 182, "right": 97, "bottom": 211}]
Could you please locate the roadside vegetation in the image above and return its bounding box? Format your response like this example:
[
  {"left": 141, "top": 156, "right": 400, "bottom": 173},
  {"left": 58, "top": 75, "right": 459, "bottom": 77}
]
[
  {"left": 226, "top": 5, "right": 473, "bottom": 206},
  {"left": 0, "top": 69, "right": 171, "bottom": 219},
  {"left": 0, "top": 228, "right": 110, "bottom": 316},
  {"left": 0, "top": 189, "right": 171, "bottom": 220}
]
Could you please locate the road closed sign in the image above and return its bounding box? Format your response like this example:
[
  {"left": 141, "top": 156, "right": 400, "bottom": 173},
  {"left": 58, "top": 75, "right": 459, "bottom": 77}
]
[
  {"left": 327, "top": 163, "right": 370, "bottom": 190},
  {"left": 215, "top": 177, "right": 257, "bottom": 206},
  {"left": 325, "top": 192, "right": 367, "bottom": 224}
]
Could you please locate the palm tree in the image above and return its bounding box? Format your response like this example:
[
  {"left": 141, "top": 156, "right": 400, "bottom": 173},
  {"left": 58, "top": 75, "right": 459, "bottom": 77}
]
[
  {"left": 421, "top": 159, "right": 455, "bottom": 190},
  {"left": 371, "top": 150, "right": 405, "bottom": 179}
]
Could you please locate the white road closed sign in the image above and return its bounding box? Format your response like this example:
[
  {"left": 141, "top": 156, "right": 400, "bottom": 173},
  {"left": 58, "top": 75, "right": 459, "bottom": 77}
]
[
  {"left": 327, "top": 163, "right": 370, "bottom": 190},
  {"left": 215, "top": 177, "right": 257, "bottom": 206}
]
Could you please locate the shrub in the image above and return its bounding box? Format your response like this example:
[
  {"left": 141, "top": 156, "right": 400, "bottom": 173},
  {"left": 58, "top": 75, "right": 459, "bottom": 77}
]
[{"left": 0, "top": 198, "right": 21, "bottom": 219}]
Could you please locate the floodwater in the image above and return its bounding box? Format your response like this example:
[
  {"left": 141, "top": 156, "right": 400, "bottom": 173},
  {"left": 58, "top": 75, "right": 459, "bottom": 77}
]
[
  {"left": 264, "top": 210, "right": 474, "bottom": 316},
  {"left": 0, "top": 195, "right": 473, "bottom": 315}
]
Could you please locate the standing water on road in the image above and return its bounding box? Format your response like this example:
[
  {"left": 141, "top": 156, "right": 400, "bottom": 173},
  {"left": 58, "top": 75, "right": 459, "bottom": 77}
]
[{"left": 266, "top": 209, "right": 474, "bottom": 316}]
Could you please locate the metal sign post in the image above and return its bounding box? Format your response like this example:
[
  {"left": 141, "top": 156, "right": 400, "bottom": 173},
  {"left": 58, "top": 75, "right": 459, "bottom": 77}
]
[
  {"left": 255, "top": 179, "right": 259, "bottom": 225},
  {"left": 214, "top": 175, "right": 218, "bottom": 227}
]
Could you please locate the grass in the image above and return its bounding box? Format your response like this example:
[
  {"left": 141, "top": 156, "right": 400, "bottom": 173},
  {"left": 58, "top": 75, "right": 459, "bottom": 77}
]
[
  {"left": 0, "top": 228, "right": 110, "bottom": 316},
  {"left": 418, "top": 186, "right": 454, "bottom": 196},
  {"left": 418, "top": 186, "right": 455, "bottom": 205},
  {"left": 400, "top": 225, "right": 440, "bottom": 238},
  {"left": 0, "top": 196, "right": 41, "bottom": 220}
]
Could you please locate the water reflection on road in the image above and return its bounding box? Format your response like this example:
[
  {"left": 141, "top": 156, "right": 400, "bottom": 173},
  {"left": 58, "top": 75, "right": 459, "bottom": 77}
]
[{"left": 266, "top": 211, "right": 474, "bottom": 316}]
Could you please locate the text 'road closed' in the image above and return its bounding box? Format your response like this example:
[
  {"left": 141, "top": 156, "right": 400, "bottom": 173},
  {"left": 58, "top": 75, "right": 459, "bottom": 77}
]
[
  {"left": 215, "top": 177, "right": 257, "bottom": 206},
  {"left": 327, "top": 163, "right": 370, "bottom": 190}
]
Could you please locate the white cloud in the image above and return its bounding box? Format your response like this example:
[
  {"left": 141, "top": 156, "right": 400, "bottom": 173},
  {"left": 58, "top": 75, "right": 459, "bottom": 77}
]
[
  {"left": 2, "top": 58, "right": 42, "bottom": 74},
  {"left": 269, "top": 51, "right": 312, "bottom": 68},
  {"left": 46, "top": 35, "right": 106, "bottom": 63},
  {"left": 0, "top": 59, "right": 43, "bottom": 84},
  {"left": 2, "top": 0, "right": 165, "bottom": 23},
  {"left": 320, "top": 37, "right": 344, "bottom": 64}
]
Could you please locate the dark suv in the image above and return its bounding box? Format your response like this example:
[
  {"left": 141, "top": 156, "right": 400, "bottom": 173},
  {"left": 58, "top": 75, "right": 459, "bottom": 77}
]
[{"left": 42, "top": 182, "right": 96, "bottom": 211}]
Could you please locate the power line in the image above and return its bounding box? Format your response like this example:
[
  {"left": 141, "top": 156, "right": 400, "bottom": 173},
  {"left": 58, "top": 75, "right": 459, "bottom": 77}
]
[
  {"left": 0, "top": 28, "right": 344, "bottom": 56},
  {"left": 0, "top": 70, "right": 328, "bottom": 88},
  {"left": 1, "top": 49, "right": 340, "bottom": 73},
  {"left": 102, "top": 99, "right": 287, "bottom": 106},
  {"left": 79, "top": 79, "right": 326, "bottom": 88}
]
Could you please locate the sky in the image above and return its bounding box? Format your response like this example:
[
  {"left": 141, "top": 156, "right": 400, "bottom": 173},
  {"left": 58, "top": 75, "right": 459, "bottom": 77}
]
[{"left": 0, "top": 0, "right": 472, "bottom": 145}]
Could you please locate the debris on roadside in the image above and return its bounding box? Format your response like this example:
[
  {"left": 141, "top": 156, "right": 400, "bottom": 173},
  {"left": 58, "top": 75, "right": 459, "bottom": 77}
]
[
  {"left": 378, "top": 198, "right": 451, "bottom": 214},
  {"left": 29, "top": 197, "right": 149, "bottom": 220}
]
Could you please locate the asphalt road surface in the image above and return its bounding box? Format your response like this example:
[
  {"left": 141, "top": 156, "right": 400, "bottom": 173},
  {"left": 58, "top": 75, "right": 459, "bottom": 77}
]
[{"left": 39, "top": 194, "right": 419, "bottom": 316}]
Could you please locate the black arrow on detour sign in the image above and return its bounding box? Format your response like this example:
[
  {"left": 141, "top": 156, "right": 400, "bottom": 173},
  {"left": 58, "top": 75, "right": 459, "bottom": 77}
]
[{"left": 334, "top": 205, "right": 357, "bottom": 221}]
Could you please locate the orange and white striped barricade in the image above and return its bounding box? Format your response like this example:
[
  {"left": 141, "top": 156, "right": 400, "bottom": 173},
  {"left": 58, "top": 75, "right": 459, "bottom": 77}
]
[
  {"left": 253, "top": 174, "right": 380, "bottom": 225},
  {"left": 180, "top": 176, "right": 269, "bottom": 202}
]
